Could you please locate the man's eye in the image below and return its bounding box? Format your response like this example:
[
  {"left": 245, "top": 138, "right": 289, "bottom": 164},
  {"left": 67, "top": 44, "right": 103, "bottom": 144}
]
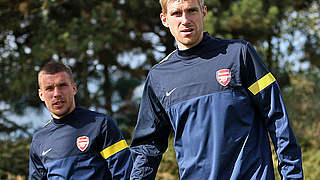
[
  {"left": 189, "top": 9, "right": 198, "bottom": 13},
  {"left": 172, "top": 12, "right": 181, "bottom": 16},
  {"left": 46, "top": 87, "right": 53, "bottom": 91},
  {"left": 61, "top": 83, "right": 69, "bottom": 87}
]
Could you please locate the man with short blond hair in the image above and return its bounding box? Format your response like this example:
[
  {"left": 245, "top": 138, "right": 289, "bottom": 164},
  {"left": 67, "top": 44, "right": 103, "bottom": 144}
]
[{"left": 130, "top": 0, "right": 303, "bottom": 179}]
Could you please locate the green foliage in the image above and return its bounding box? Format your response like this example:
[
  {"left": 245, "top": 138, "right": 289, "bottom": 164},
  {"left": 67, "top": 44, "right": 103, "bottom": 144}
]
[
  {"left": 283, "top": 68, "right": 320, "bottom": 148},
  {"left": 204, "top": 0, "right": 284, "bottom": 42},
  {"left": 301, "top": 148, "right": 320, "bottom": 179},
  {"left": 0, "top": 137, "right": 31, "bottom": 179},
  {"left": 288, "top": 2, "right": 320, "bottom": 67},
  {"left": 0, "top": 0, "right": 167, "bottom": 134},
  {"left": 0, "top": 0, "right": 167, "bottom": 177}
]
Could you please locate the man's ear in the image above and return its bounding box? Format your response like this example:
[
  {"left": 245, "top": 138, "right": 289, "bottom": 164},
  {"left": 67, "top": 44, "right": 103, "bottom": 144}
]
[
  {"left": 202, "top": 6, "right": 207, "bottom": 19},
  {"left": 160, "top": 13, "right": 169, "bottom": 27},
  {"left": 38, "top": 89, "right": 45, "bottom": 102},
  {"left": 73, "top": 83, "right": 77, "bottom": 96}
]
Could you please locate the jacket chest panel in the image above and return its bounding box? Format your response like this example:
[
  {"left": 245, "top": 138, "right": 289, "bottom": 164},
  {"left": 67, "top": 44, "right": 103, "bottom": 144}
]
[
  {"left": 40, "top": 124, "right": 99, "bottom": 164},
  {"left": 157, "top": 57, "right": 242, "bottom": 108}
]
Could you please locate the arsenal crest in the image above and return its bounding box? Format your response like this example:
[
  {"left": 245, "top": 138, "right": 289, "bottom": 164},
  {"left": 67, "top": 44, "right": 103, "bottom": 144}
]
[
  {"left": 77, "top": 136, "right": 89, "bottom": 152},
  {"left": 216, "top": 69, "right": 231, "bottom": 86}
]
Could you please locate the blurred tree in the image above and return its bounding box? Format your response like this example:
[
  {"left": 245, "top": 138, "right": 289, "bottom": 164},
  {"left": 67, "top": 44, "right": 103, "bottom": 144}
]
[
  {"left": 283, "top": 68, "right": 320, "bottom": 148},
  {"left": 0, "top": 0, "right": 171, "bottom": 177},
  {"left": 0, "top": 0, "right": 174, "bottom": 136},
  {"left": 0, "top": 137, "right": 30, "bottom": 179},
  {"left": 285, "top": 1, "right": 320, "bottom": 67}
]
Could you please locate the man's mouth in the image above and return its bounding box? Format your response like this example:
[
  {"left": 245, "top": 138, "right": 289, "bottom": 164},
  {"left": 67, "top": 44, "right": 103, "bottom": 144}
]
[
  {"left": 53, "top": 101, "right": 65, "bottom": 108},
  {"left": 181, "top": 28, "right": 194, "bottom": 35}
]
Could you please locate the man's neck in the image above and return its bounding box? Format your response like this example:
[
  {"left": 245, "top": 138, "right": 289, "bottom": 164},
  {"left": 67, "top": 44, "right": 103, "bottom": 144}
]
[{"left": 177, "top": 33, "right": 204, "bottom": 50}]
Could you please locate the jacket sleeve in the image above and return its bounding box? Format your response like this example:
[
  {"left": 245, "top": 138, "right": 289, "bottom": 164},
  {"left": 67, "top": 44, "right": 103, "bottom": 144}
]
[
  {"left": 241, "top": 42, "right": 303, "bottom": 179},
  {"left": 130, "top": 74, "right": 172, "bottom": 180},
  {"left": 29, "top": 139, "right": 47, "bottom": 180},
  {"left": 99, "top": 116, "right": 133, "bottom": 180}
]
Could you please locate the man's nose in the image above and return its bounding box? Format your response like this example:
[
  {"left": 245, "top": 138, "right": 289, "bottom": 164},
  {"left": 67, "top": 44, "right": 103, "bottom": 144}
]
[
  {"left": 181, "top": 12, "right": 191, "bottom": 24},
  {"left": 53, "top": 87, "right": 62, "bottom": 97}
]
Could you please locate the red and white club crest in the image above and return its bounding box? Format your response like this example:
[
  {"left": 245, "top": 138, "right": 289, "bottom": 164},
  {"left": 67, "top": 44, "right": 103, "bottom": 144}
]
[
  {"left": 77, "top": 136, "right": 89, "bottom": 152},
  {"left": 216, "top": 69, "right": 231, "bottom": 86}
]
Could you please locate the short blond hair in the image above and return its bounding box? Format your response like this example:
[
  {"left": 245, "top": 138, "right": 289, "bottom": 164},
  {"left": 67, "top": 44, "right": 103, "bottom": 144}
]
[{"left": 159, "top": 0, "right": 205, "bottom": 14}]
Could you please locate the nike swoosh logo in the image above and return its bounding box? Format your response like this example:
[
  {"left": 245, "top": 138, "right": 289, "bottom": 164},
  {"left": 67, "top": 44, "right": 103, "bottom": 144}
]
[
  {"left": 166, "top": 88, "right": 176, "bottom": 97},
  {"left": 42, "top": 148, "right": 52, "bottom": 156}
]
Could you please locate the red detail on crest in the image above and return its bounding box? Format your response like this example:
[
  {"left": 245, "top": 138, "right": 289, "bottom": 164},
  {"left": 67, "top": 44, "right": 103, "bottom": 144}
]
[
  {"left": 77, "top": 136, "right": 89, "bottom": 152},
  {"left": 216, "top": 69, "right": 231, "bottom": 86}
]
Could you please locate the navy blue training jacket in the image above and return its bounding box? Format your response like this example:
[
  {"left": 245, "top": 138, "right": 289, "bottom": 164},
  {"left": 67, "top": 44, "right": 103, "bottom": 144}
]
[
  {"left": 130, "top": 33, "right": 303, "bottom": 179},
  {"left": 29, "top": 106, "right": 132, "bottom": 180}
]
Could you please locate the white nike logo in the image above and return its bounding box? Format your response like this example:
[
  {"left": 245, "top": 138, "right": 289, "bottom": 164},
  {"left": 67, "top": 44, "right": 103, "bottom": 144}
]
[
  {"left": 166, "top": 88, "right": 176, "bottom": 97},
  {"left": 42, "top": 148, "right": 52, "bottom": 156}
]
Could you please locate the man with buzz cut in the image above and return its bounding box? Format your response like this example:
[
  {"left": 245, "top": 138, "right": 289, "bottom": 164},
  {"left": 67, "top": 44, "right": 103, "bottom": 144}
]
[
  {"left": 29, "top": 61, "right": 132, "bottom": 180},
  {"left": 130, "top": 0, "right": 303, "bottom": 179}
]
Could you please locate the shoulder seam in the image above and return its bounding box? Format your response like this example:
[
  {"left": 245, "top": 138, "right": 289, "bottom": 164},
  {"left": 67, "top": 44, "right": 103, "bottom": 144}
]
[
  {"left": 44, "top": 119, "right": 52, "bottom": 127},
  {"left": 152, "top": 50, "right": 176, "bottom": 70},
  {"left": 159, "top": 50, "right": 176, "bottom": 64}
]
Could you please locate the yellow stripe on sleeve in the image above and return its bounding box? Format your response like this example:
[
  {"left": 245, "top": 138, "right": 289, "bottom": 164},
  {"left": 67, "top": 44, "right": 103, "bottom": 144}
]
[
  {"left": 100, "top": 140, "right": 128, "bottom": 159},
  {"left": 248, "top": 72, "right": 276, "bottom": 95}
]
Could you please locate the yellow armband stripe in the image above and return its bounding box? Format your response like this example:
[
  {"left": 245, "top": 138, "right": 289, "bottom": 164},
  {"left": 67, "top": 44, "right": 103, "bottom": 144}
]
[
  {"left": 100, "top": 140, "right": 128, "bottom": 159},
  {"left": 248, "top": 72, "right": 276, "bottom": 95}
]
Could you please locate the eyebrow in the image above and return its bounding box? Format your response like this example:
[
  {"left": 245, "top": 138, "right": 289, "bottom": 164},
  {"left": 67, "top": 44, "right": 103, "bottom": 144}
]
[
  {"left": 169, "top": 6, "right": 200, "bottom": 13},
  {"left": 43, "top": 82, "right": 69, "bottom": 89}
]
